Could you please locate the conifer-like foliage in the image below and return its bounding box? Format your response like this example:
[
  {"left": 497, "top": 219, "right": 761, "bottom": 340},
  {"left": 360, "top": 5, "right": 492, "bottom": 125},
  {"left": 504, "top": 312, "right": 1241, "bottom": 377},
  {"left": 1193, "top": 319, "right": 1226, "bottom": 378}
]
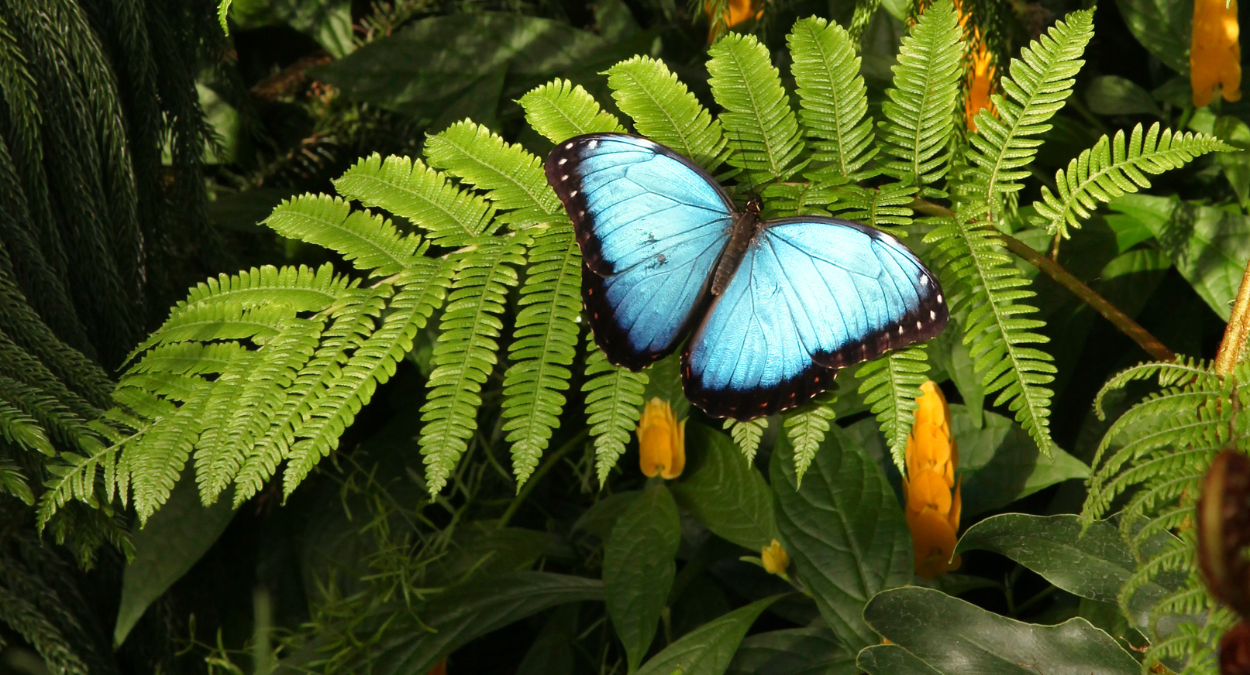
[{"left": 42, "top": 3, "right": 1228, "bottom": 562}]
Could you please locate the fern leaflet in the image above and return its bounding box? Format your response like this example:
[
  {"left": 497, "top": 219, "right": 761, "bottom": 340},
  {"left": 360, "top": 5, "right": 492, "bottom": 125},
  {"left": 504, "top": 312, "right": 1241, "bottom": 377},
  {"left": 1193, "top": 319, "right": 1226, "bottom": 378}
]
[
  {"left": 583, "top": 335, "right": 647, "bottom": 486},
  {"left": 607, "top": 56, "right": 730, "bottom": 172},
  {"left": 856, "top": 345, "right": 930, "bottom": 472},
  {"left": 783, "top": 395, "right": 836, "bottom": 483}
]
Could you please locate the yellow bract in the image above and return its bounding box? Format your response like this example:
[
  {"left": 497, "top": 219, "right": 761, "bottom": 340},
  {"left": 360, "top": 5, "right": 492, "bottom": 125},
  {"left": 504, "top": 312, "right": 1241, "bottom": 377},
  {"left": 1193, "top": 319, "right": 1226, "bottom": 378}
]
[
  {"left": 761, "top": 539, "right": 790, "bottom": 576},
  {"left": 638, "top": 398, "right": 686, "bottom": 479},
  {"left": 902, "top": 381, "right": 962, "bottom": 580},
  {"left": 1192, "top": 0, "right": 1242, "bottom": 107},
  {"left": 705, "top": 0, "right": 764, "bottom": 43}
]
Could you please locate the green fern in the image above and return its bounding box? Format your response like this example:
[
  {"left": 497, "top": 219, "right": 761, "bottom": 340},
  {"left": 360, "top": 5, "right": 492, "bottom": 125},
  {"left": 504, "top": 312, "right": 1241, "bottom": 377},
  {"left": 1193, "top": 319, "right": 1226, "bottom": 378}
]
[
  {"left": 519, "top": 79, "right": 624, "bottom": 141},
  {"left": 966, "top": 10, "right": 1093, "bottom": 206},
  {"left": 878, "top": 0, "right": 962, "bottom": 192},
  {"left": 783, "top": 394, "right": 837, "bottom": 483},
  {"left": 788, "top": 17, "right": 876, "bottom": 181},
  {"left": 724, "top": 418, "right": 767, "bottom": 463},
  {"left": 1034, "top": 123, "right": 1232, "bottom": 239},
  {"left": 707, "top": 32, "right": 805, "bottom": 192},
  {"left": 583, "top": 335, "right": 647, "bottom": 486},
  {"left": 606, "top": 57, "right": 729, "bottom": 172},
  {"left": 419, "top": 239, "right": 526, "bottom": 495},
  {"left": 856, "top": 346, "right": 930, "bottom": 472}
]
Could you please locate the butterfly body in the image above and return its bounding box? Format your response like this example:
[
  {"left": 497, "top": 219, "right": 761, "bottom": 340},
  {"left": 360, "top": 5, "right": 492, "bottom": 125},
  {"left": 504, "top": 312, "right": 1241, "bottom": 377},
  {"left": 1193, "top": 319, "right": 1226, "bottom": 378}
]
[{"left": 545, "top": 133, "right": 948, "bottom": 420}]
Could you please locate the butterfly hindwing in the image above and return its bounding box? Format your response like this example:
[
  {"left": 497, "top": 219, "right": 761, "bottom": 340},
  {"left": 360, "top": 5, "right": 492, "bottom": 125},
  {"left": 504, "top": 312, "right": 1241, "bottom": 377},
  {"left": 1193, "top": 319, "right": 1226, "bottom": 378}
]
[
  {"left": 682, "top": 218, "right": 948, "bottom": 420},
  {"left": 546, "top": 134, "right": 735, "bottom": 369}
]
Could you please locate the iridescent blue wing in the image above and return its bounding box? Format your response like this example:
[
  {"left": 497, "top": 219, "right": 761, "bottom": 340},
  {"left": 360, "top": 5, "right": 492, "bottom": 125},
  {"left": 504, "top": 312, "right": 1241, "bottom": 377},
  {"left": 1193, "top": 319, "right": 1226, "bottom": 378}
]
[
  {"left": 682, "top": 218, "right": 948, "bottom": 419},
  {"left": 545, "top": 134, "right": 735, "bottom": 369}
]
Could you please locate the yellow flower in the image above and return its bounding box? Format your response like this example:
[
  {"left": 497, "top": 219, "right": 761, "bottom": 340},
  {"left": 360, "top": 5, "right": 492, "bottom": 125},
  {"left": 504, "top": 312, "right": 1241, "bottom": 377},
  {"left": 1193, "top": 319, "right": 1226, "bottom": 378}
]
[
  {"left": 965, "top": 29, "right": 997, "bottom": 132},
  {"left": 638, "top": 398, "right": 686, "bottom": 479},
  {"left": 761, "top": 539, "right": 789, "bottom": 576},
  {"left": 902, "top": 381, "right": 962, "bottom": 580},
  {"left": 1192, "top": 0, "right": 1242, "bottom": 107},
  {"left": 705, "top": 0, "right": 764, "bottom": 43}
]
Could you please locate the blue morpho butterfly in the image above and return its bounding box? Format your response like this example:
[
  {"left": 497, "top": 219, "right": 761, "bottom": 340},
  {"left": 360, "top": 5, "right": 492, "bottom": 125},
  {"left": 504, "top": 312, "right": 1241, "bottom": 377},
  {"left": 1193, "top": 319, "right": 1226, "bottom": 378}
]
[{"left": 544, "top": 133, "right": 949, "bottom": 420}]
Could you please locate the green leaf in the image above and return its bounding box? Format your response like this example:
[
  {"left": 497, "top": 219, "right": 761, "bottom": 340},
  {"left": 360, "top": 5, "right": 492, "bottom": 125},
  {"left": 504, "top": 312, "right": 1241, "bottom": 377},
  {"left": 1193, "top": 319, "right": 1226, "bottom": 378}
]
[
  {"left": 672, "top": 425, "right": 776, "bottom": 552},
  {"left": 952, "top": 405, "right": 1089, "bottom": 517},
  {"left": 864, "top": 587, "right": 1141, "bottom": 675},
  {"left": 707, "top": 33, "right": 804, "bottom": 189},
  {"left": 606, "top": 56, "right": 729, "bottom": 172},
  {"left": 1085, "top": 75, "right": 1163, "bottom": 118},
  {"left": 114, "top": 476, "right": 236, "bottom": 646},
  {"left": 309, "top": 13, "right": 607, "bottom": 115},
  {"left": 641, "top": 354, "right": 690, "bottom": 422},
  {"left": 358, "top": 572, "right": 604, "bottom": 675},
  {"left": 878, "top": 0, "right": 962, "bottom": 190},
  {"left": 1214, "top": 116, "right": 1250, "bottom": 208},
  {"left": 954, "top": 514, "right": 1182, "bottom": 631},
  {"left": 728, "top": 627, "right": 859, "bottom": 675},
  {"left": 771, "top": 426, "right": 910, "bottom": 650},
  {"left": 857, "top": 645, "right": 943, "bottom": 675},
  {"left": 856, "top": 345, "right": 929, "bottom": 472},
  {"left": 583, "top": 337, "right": 648, "bottom": 485},
  {"left": 636, "top": 596, "right": 780, "bottom": 675},
  {"left": 928, "top": 322, "right": 984, "bottom": 425},
  {"left": 520, "top": 79, "right": 624, "bottom": 143},
  {"left": 604, "top": 484, "right": 681, "bottom": 672},
  {"left": 1110, "top": 195, "right": 1250, "bottom": 321},
  {"left": 1114, "top": 0, "right": 1192, "bottom": 75},
  {"left": 782, "top": 396, "right": 837, "bottom": 484},
  {"left": 1033, "top": 123, "right": 1231, "bottom": 239},
  {"left": 217, "top": 0, "right": 232, "bottom": 33},
  {"left": 724, "top": 418, "right": 767, "bottom": 462},
  {"left": 516, "top": 606, "right": 578, "bottom": 675},
  {"left": 788, "top": 17, "right": 876, "bottom": 181}
]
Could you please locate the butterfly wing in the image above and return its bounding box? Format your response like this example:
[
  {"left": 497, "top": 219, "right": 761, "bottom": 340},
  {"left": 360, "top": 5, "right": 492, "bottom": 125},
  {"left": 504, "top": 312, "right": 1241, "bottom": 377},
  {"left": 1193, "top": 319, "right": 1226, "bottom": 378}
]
[
  {"left": 682, "top": 217, "right": 948, "bottom": 420},
  {"left": 545, "top": 134, "right": 735, "bottom": 369}
]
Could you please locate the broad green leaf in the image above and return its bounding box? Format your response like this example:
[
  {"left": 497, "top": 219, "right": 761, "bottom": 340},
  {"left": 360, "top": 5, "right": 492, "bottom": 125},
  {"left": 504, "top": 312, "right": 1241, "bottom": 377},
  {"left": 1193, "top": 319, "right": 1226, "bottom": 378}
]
[
  {"left": 864, "top": 587, "right": 1140, "bottom": 675},
  {"left": 857, "top": 645, "right": 943, "bottom": 675},
  {"left": 114, "top": 477, "right": 236, "bottom": 646},
  {"left": 952, "top": 405, "right": 1089, "bottom": 517},
  {"left": 1113, "top": 0, "right": 1191, "bottom": 75},
  {"left": 672, "top": 425, "right": 776, "bottom": 552},
  {"left": 310, "top": 14, "right": 607, "bottom": 115},
  {"left": 642, "top": 353, "right": 690, "bottom": 422},
  {"left": 572, "top": 491, "right": 640, "bottom": 539},
  {"left": 1215, "top": 116, "right": 1250, "bottom": 208},
  {"left": 771, "top": 426, "right": 910, "bottom": 650},
  {"left": 636, "top": 596, "right": 780, "bottom": 675},
  {"left": 604, "top": 484, "right": 681, "bottom": 672},
  {"left": 429, "top": 525, "right": 557, "bottom": 585},
  {"left": 728, "top": 627, "right": 859, "bottom": 675},
  {"left": 928, "top": 324, "right": 983, "bottom": 425},
  {"left": 355, "top": 572, "right": 603, "bottom": 674},
  {"left": 270, "top": 0, "right": 353, "bottom": 56},
  {"left": 1084, "top": 75, "right": 1163, "bottom": 118},
  {"left": 954, "top": 514, "right": 1183, "bottom": 631},
  {"left": 1110, "top": 195, "right": 1250, "bottom": 320},
  {"left": 516, "top": 606, "right": 578, "bottom": 675}
]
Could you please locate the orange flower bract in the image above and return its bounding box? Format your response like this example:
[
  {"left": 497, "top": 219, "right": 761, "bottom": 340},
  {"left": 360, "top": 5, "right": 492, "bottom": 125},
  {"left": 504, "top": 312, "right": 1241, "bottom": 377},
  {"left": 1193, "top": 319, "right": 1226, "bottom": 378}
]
[
  {"left": 1192, "top": 0, "right": 1242, "bottom": 107},
  {"left": 704, "top": 0, "right": 763, "bottom": 43},
  {"left": 638, "top": 398, "right": 686, "bottom": 479},
  {"left": 902, "top": 381, "right": 962, "bottom": 580}
]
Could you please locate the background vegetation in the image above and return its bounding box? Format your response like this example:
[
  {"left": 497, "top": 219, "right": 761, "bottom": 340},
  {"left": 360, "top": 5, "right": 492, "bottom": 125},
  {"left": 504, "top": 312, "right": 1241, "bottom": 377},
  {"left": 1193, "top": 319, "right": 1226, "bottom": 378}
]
[{"left": 2, "top": 0, "right": 1250, "bottom": 673}]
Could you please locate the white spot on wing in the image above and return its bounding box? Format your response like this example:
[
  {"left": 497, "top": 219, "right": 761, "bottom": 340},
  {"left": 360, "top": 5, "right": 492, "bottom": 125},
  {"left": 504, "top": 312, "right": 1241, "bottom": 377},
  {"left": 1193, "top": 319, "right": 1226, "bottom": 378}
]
[
  {"left": 898, "top": 326, "right": 904, "bottom": 335},
  {"left": 915, "top": 321, "right": 922, "bottom": 330},
  {"left": 930, "top": 310, "right": 936, "bottom": 320},
  {"left": 588, "top": 140, "right": 599, "bottom": 149},
  {"left": 937, "top": 294, "right": 943, "bottom": 303},
  {"left": 558, "top": 158, "right": 567, "bottom": 165},
  {"left": 565, "top": 142, "right": 573, "bottom": 149},
  {"left": 562, "top": 174, "right": 569, "bottom": 181},
  {"left": 570, "top": 190, "right": 578, "bottom": 197},
  {"left": 921, "top": 276, "right": 929, "bottom": 286}
]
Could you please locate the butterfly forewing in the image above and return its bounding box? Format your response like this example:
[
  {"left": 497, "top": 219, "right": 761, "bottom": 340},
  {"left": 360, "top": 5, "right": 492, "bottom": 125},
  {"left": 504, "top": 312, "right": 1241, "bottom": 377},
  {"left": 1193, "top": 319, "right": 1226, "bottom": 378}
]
[{"left": 545, "top": 134, "right": 734, "bottom": 369}]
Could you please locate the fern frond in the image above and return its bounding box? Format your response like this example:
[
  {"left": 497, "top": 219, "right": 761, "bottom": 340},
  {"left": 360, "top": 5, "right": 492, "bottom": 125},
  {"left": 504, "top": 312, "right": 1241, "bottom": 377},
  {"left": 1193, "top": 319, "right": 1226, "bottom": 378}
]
[
  {"left": 333, "top": 154, "right": 498, "bottom": 246},
  {"left": 724, "top": 417, "right": 767, "bottom": 463},
  {"left": 264, "top": 194, "right": 424, "bottom": 278},
  {"left": 0, "top": 459, "right": 32, "bottom": 504},
  {"left": 420, "top": 240, "right": 527, "bottom": 494},
  {"left": 424, "top": 121, "right": 560, "bottom": 228},
  {"left": 125, "top": 382, "right": 211, "bottom": 522},
  {"left": 583, "top": 335, "right": 647, "bottom": 486},
  {"left": 827, "top": 183, "right": 916, "bottom": 238},
  {"left": 788, "top": 17, "right": 876, "bottom": 181},
  {"left": 0, "top": 375, "right": 96, "bottom": 453},
  {"left": 0, "top": 401, "right": 53, "bottom": 455},
  {"left": 926, "top": 213, "right": 1056, "bottom": 454},
  {"left": 783, "top": 396, "right": 836, "bottom": 483},
  {"left": 287, "top": 258, "right": 456, "bottom": 497},
  {"left": 501, "top": 225, "right": 581, "bottom": 487},
  {"left": 194, "top": 318, "right": 321, "bottom": 504},
  {"left": 138, "top": 304, "right": 292, "bottom": 352},
  {"left": 519, "top": 79, "right": 623, "bottom": 143},
  {"left": 606, "top": 56, "right": 729, "bottom": 171},
  {"left": 235, "top": 286, "right": 391, "bottom": 505},
  {"left": 707, "top": 33, "right": 804, "bottom": 190},
  {"left": 1034, "top": 123, "right": 1232, "bottom": 238},
  {"left": 176, "top": 264, "right": 350, "bottom": 315},
  {"left": 878, "top": 0, "right": 962, "bottom": 191},
  {"left": 967, "top": 10, "right": 1093, "bottom": 203},
  {"left": 857, "top": 345, "right": 930, "bottom": 472},
  {"left": 1093, "top": 356, "right": 1216, "bottom": 418}
]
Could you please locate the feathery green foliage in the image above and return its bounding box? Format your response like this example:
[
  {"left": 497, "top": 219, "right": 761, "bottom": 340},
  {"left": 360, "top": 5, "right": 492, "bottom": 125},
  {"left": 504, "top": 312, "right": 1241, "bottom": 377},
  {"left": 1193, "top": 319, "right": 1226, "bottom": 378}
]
[
  {"left": 1034, "top": 123, "right": 1232, "bottom": 239},
  {"left": 789, "top": 17, "right": 876, "bottom": 182},
  {"left": 724, "top": 418, "right": 767, "bottom": 463},
  {"left": 607, "top": 57, "right": 730, "bottom": 172},
  {"left": 878, "top": 0, "right": 962, "bottom": 193},
  {"left": 857, "top": 346, "right": 930, "bottom": 471},
  {"left": 783, "top": 395, "right": 837, "bottom": 482}
]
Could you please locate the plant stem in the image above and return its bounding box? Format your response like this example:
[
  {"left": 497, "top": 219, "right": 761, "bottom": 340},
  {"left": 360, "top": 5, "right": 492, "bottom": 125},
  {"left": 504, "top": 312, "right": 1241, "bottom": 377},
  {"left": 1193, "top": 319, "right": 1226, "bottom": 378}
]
[
  {"left": 1215, "top": 256, "right": 1250, "bottom": 375},
  {"left": 497, "top": 428, "right": 590, "bottom": 528},
  {"left": 911, "top": 198, "right": 1176, "bottom": 362}
]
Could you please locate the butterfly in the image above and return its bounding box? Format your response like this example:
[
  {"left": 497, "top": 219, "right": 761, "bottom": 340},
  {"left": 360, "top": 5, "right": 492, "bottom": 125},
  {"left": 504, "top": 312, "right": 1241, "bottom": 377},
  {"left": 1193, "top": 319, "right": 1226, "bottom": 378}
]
[{"left": 544, "top": 133, "right": 948, "bottom": 420}]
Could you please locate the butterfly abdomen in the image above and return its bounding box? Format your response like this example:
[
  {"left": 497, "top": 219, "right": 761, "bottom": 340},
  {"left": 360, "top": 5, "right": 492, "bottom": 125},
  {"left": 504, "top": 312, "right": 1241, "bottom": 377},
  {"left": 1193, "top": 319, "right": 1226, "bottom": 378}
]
[{"left": 710, "top": 210, "right": 762, "bottom": 296}]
